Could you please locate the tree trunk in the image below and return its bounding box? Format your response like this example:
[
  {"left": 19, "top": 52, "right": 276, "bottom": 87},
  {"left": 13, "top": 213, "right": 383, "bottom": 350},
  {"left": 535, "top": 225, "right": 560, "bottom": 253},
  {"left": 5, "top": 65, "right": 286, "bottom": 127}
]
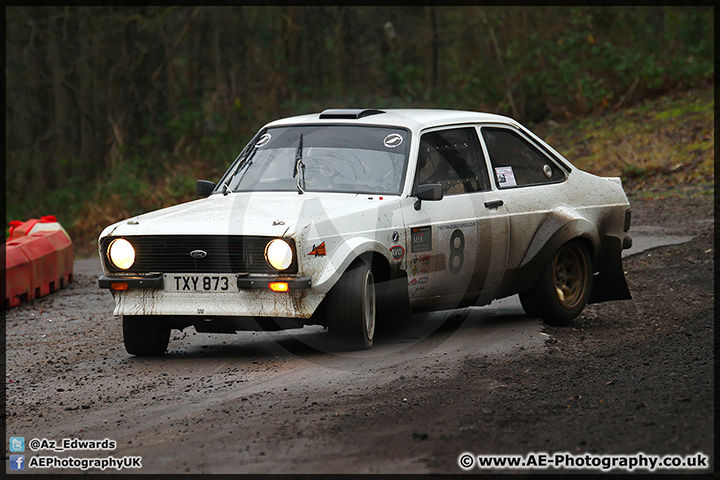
[{"left": 47, "top": 7, "right": 71, "bottom": 189}]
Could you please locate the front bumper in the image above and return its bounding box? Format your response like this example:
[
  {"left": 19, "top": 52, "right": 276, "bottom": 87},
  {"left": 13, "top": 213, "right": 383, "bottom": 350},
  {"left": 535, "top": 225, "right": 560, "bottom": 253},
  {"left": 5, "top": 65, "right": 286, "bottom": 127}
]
[
  {"left": 99, "top": 275, "right": 164, "bottom": 289},
  {"left": 109, "top": 288, "right": 320, "bottom": 318},
  {"left": 99, "top": 274, "right": 318, "bottom": 318},
  {"left": 99, "top": 274, "right": 312, "bottom": 290}
]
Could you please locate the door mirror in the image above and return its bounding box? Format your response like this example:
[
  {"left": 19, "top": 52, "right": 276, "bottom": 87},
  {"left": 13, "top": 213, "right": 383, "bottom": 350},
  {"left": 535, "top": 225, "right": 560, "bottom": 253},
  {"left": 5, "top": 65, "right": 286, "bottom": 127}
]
[
  {"left": 414, "top": 183, "right": 443, "bottom": 210},
  {"left": 417, "top": 183, "right": 443, "bottom": 201},
  {"left": 196, "top": 180, "right": 216, "bottom": 197}
]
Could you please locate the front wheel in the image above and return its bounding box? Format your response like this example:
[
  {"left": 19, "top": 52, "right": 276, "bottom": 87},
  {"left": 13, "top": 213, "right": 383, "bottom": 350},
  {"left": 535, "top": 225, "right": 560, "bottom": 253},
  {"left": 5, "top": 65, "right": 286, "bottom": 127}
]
[
  {"left": 123, "top": 315, "right": 171, "bottom": 356},
  {"left": 326, "top": 259, "right": 376, "bottom": 349},
  {"left": 520, "top": 241, "right": 592, "bottom": 326}
]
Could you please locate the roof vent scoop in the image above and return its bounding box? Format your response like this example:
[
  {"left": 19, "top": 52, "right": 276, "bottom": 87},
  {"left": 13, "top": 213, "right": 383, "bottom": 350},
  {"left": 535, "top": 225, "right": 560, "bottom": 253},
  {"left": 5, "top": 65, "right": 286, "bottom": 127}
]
[{"left": 319, "top": 109, "right": 386, "bottom": 119}]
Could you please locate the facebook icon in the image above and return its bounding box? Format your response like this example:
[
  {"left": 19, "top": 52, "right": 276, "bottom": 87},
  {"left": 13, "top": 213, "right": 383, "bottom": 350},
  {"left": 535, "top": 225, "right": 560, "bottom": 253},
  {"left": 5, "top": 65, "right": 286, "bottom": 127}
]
[{"left": 10, "top": 455, "right": 25, "bottom": 470}]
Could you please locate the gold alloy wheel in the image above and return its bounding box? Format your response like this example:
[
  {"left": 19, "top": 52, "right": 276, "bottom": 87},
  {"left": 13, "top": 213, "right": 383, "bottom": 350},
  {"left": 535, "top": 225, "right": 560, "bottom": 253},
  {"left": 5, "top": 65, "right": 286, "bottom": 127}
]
[{"left": 552, "top": 243, "right": 588, "bottom": 310}]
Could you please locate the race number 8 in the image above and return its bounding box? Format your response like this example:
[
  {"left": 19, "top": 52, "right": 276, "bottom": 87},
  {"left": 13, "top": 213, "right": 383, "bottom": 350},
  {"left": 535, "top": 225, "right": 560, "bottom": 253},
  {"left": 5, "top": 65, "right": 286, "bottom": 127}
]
[{"left": 449, "top": 229, "right": 465, "bottom": 274}]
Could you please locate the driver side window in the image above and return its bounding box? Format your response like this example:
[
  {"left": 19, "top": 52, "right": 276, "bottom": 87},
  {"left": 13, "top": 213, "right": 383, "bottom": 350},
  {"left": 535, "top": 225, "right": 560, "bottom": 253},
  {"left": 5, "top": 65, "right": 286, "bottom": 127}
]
[{"left": 416, "top": 127, "right": 490, "bottom": 196}]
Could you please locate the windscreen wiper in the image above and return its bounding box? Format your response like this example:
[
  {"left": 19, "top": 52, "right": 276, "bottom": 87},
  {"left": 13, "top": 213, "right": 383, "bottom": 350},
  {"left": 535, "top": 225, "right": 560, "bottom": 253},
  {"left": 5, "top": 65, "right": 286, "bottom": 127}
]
[
  {"left": 293, "top": 133, "right": 306, "bottom": 194},
  {"left": 224, "top": 136, "right": 261, "bottom": 191}
]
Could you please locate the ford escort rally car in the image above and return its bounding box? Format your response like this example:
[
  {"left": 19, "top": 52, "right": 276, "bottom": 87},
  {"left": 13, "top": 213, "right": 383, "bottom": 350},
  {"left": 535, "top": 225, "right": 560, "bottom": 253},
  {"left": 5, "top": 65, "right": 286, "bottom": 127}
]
[{"left": 99, "top": 108, "right": 632, "bottom": 355}]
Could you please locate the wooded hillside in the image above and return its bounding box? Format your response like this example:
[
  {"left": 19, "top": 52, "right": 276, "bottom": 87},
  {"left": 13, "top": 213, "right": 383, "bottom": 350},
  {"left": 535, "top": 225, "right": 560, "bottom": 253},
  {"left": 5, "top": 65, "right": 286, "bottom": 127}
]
[{"left": 5, "top": 6, "right": 713, "bottom": 253}]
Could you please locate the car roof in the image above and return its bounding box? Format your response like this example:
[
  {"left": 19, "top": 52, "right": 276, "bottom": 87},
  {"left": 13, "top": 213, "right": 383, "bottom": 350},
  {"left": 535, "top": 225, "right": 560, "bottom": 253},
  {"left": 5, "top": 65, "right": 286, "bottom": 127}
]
[{"left": 264, "top": 109, "right": 521, "bottom": 132}]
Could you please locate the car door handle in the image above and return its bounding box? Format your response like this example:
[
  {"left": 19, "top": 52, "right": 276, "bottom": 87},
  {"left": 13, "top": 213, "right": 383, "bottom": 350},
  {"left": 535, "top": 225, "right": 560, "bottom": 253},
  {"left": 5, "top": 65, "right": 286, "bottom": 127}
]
[{"left": 484, "top": 200, "right": 504, "bottom": 209}]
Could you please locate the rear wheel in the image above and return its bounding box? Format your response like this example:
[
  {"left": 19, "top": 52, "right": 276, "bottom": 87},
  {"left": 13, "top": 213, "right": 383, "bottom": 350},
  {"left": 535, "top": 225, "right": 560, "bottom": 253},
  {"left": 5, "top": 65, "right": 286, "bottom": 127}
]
[
  {"left": 122, "top": 315, "right": 171, "bottom": 356},
  {"left": 326, "top": 259, "right": 376, "bottom": 349},
  {"left": 520, "top": 241, "right": 592, "bottom": 326}
]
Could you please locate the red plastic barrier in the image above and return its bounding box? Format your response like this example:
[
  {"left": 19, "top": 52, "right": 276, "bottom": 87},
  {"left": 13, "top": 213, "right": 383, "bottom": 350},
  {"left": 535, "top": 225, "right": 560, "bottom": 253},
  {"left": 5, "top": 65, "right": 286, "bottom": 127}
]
[
  {"left": 8, "top": 220, "right": 25, "bottom": 240},
  {"left": 5, "top": 217, "right": 74, "bottom": 309},
  {"left": 5, "top": 239, "right": 33, "bottom": 308},
  {"left": 19, "top": 233, "right": 59, "bottom": 298},
  {"left": 40, "top": 230, "right": 74, "bottom": 288},
  {"left": 8, "top": 215, "right": 66, "bottom": 240},
  {"left": 8, "top": 219, "right": 40, "bottom": 240}
]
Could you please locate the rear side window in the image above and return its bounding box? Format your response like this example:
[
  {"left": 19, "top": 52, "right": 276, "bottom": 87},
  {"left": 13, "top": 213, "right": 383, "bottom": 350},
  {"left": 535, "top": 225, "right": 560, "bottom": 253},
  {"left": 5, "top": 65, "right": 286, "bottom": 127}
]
[
  {"left": 481, "top": 127, "right": 566, "bottom": 188},
  {"left": 416, "top": 127, "right": 491, "bottom": 195}
]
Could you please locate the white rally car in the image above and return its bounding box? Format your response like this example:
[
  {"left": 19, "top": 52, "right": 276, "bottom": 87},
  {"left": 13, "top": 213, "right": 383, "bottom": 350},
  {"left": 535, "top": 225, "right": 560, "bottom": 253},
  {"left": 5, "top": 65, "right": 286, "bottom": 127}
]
[{"left": 99, "top": 109, "right": 632, "bottom": 355}]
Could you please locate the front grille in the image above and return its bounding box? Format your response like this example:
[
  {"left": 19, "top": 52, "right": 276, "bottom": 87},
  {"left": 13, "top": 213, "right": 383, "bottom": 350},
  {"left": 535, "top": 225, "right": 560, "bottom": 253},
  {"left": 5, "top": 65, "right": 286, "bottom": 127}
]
[{"left": 102, "top": 235, "right": 296, "bottom": 274}]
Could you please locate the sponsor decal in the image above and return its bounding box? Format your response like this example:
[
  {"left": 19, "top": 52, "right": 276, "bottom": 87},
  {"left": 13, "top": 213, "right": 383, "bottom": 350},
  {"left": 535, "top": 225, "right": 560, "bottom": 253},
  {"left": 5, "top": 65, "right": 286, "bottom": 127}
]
[
  {"left": 308, "top": 242, "right": 327, "bottom": 257},
  {"left": 392, "top": 231, "right": 400, "bottom": 244},
  {"left": 383, "top": 133, "right": 403, "bottom": 148},
  {"left": 411, "top": 225, "right": 432, "bottom": 253},
  {"left": 389, "top": 245, "right": 405, "bottom": 261},
  {"left": 438, "top": 221, "right": 478, "bottom": 231},
  {"left": 410, "top": 253, "right": 435, "bottom": 275},
  {"left": 408, "top": 278, "right": 418, "bottom": 286},
  {"left": 495, "top": 166, "right": 517, "bottom": 187},
  {"left": 418, "top": 277, "right": 429, "bottom": 285},
  {"left": 255, "top": 133, "right": 272, "bottom": 148}
]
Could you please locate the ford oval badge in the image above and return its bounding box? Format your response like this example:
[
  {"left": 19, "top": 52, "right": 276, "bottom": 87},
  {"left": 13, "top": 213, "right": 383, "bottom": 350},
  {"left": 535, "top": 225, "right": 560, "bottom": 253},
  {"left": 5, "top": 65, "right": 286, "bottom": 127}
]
[{"left": 190, "top": 250, "right": 207, "bottom": 259}]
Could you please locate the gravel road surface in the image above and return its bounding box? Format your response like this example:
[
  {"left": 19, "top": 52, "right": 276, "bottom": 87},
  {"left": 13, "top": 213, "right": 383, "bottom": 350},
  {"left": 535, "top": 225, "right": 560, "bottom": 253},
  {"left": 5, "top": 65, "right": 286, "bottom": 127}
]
[{"left": 4, "top": 192, "right": 714, "bottom": 474}]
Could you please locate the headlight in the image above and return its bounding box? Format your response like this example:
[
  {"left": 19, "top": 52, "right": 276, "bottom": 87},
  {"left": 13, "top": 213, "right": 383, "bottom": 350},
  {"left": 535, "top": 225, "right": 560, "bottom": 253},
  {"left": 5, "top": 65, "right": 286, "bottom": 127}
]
[
  {"left": 108, "top": 238, "right": 135, "bottom": 270},
  {"left": 265, "top": 238, "right": 293, "bottom": 271}
]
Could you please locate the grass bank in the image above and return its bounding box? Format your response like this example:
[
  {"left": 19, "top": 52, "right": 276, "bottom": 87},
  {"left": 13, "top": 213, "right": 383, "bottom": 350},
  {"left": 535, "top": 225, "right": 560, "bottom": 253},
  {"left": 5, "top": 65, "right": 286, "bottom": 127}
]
[{"left": 534, "top": 85, "right": 714, "bottom": 198}]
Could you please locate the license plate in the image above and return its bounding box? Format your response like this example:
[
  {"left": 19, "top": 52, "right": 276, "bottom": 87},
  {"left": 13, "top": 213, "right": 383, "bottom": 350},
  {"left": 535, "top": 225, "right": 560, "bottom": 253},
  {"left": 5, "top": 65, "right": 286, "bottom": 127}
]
[{"left": 164, "top": 274, "right": 239, "bottom": 292}]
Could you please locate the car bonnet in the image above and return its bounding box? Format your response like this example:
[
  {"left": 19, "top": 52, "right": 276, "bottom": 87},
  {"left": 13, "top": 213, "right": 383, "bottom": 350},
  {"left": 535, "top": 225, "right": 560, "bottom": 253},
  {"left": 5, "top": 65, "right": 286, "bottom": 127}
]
[{"left": 100, "top": 191, "right": 400, "bottom": 239}]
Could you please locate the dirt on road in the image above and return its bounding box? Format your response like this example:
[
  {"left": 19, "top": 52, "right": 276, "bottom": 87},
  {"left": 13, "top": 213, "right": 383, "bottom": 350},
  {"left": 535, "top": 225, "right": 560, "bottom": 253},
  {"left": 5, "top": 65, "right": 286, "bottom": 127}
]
[{"left": 3, "top": 191, "right": 714, "bottom": 475}]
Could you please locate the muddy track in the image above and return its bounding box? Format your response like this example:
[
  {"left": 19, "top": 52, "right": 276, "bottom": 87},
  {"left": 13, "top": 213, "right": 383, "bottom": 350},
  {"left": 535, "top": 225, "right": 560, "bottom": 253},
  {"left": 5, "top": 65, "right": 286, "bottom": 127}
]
[{"left": 4, "top": 193, "right": 714, "bottom": 474}]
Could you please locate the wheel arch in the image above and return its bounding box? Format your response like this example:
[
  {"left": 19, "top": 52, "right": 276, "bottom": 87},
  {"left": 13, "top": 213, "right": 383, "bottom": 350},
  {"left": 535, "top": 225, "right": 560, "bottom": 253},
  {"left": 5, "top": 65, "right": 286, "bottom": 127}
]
[
  {"left": 311, "top": 236, "right": 391, "bottom": 290},
  {"left": 514, "top": 209, "right": 600, "bottom": 294},
  {"left": 311, "top": 234, "right": 399, "bottom": 309},
  {"left": 335, "top": 248, "right": 400, "bottom": 309}
]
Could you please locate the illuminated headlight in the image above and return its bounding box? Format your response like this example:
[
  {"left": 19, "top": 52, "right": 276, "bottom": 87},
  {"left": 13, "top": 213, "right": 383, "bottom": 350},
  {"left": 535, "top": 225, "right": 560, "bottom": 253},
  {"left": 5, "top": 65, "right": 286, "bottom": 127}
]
[
  {"left": 265, "top": 238, "right": 293, "bottom": 271},
  {"left": 108, "top": 238, "right": 135, "bottom": 270}
]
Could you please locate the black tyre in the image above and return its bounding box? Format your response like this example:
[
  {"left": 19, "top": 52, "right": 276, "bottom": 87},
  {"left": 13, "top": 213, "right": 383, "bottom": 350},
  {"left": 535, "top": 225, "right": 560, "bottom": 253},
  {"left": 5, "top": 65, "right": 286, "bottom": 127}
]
[
  {"left": 122, "top": 315, "right": 171, "bottom": 356},
  {"left": 519, "top": 241, "right": 592, "bottom": 326},
  {"left": 326, "top": 259, "right": 376, "bottom": 350}
]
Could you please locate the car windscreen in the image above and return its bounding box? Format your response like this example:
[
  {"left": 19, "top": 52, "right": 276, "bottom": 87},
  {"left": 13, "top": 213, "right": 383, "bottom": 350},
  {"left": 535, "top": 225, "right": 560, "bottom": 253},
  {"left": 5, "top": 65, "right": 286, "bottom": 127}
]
[{"left": 220, "top": 125, "right": 411, "bottom": 195}]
